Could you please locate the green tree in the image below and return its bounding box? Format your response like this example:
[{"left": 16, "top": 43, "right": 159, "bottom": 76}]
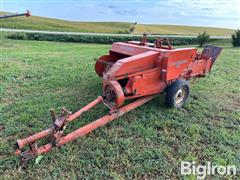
[
  {"left": 232, "top": 29, "right": 240, "bottom": 47},
  {"left": 197, "top": 31, "right": 210, "bottom": 47}
]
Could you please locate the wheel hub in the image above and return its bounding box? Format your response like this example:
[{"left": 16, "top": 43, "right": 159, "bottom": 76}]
[
  {"left": 175, "top": 87, "right": 186, "bottom": 105},
  {"left": 103, "top": 81, "right": 125, "bottom": 109}
]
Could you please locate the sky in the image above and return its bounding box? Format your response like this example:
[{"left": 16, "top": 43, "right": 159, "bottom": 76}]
[{"left": 1, "top": 0, "right": 239, "bottom": 29}]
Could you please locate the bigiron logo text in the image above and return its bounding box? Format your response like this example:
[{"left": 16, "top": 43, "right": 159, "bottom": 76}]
[{"left": 181, "top": 161, "right": 237, "bottom": 179}]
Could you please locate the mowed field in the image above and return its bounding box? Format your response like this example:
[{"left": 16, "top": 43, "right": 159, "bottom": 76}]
[
  {"left": 0, "top": 12, "right": 235, "bottom": 36},
  {"left": 0, "top": 35, "right": 239, "bottom": 179}
]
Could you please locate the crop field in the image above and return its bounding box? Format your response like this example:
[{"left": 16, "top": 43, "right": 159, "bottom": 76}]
[
  {"left": 0, "top": 35, "right": 239, "bottom": 179},
  {"left": 0, "top": 12, "right": 235, "bottom": 36}
]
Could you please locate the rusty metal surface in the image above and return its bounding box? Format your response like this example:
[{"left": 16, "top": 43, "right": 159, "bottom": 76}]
[{"left": 202, "top": 45, "right": 223, "bottom": 64}]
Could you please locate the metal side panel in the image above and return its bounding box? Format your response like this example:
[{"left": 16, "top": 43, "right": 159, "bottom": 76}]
[{"left": 202, "top": 45, "right": 223, "bottom": 64}]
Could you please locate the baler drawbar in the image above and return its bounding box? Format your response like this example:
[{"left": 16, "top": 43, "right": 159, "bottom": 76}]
[{"left": 14, "top": 35, "right": 222, "bottom": 165}]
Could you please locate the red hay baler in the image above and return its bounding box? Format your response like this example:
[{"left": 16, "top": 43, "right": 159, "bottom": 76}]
[{"left": 14, "top": 35, "right": 222, "bottom": 165}]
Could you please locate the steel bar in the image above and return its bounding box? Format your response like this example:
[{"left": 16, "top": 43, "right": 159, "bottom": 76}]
[
  {"left": 18, "top": 95, "right": 155, "bottom": 156},
  {"left": 58, "top": 95, "right": 155, "bottom": 145},
  {"left": 16, "top": 129, "right": 52, "bottom": 149},
  {"left": 15, "top": 96, "right": 103, "bottom": 151},
  {"left": 67, "top": 96, "right": 103, "bottom": 122}
]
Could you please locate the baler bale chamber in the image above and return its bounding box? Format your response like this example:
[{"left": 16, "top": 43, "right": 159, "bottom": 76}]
[
  {"left": 96, "top": 38, "right": 222, "bottom": 109},
  {"left": 14, "top": 35, "right": 222, "bottom": 165}
]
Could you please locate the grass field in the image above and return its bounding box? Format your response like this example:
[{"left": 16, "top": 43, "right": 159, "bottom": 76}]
[
  {"left": 0, "top": 35, "right": 239, "bottom": 179},
  {"left": 0, "top": 12, "right": 235, "bottom": 36}
]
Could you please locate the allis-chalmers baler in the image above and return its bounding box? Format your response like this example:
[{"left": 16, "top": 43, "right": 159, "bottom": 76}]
[{"left": 14, "top": 36, "right": 222, "bottom": 164}]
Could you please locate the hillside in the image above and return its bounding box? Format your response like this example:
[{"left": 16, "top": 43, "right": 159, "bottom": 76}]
[
  {"left": 0, "top": 12, "right": 235, "bottom": 36},
  {"left": 0, "top": 12, "right": 132, "bottom": 34},
  {"left": 134, "top": 24, "right": 234, "bottom": 36}
]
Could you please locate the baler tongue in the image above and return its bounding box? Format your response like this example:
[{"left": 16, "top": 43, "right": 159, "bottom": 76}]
[{"left": 15, "top": 95, "right": 155, "bottom": 165}]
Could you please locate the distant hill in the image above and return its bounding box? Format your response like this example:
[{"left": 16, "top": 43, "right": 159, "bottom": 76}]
[
  {"left": 134, "top": 24, "right": 234, "bottom": 36},
  {"left": 0, "top": 12, "right": 235, "bottom": 36}
]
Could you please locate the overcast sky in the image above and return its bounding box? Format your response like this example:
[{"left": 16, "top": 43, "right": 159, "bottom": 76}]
[{"left": 1, "top": 0, "right": 239, "bottom": 29}]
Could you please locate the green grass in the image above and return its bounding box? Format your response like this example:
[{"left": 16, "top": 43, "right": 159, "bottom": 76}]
[
  {"left": 0, "top": 35, "right": 239, "bottom": 179},
  {"left": 0, "top": 11, "right": 235, "bottom": 36}
]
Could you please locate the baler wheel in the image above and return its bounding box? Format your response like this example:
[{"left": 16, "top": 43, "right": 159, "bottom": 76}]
[{"left": 165, "top": 80, "right": 190, "bottom": 108}]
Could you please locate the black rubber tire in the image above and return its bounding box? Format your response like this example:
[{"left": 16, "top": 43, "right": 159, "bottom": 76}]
[{"left": 165, "top": 80, "right": 190, "bottom": 108}]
